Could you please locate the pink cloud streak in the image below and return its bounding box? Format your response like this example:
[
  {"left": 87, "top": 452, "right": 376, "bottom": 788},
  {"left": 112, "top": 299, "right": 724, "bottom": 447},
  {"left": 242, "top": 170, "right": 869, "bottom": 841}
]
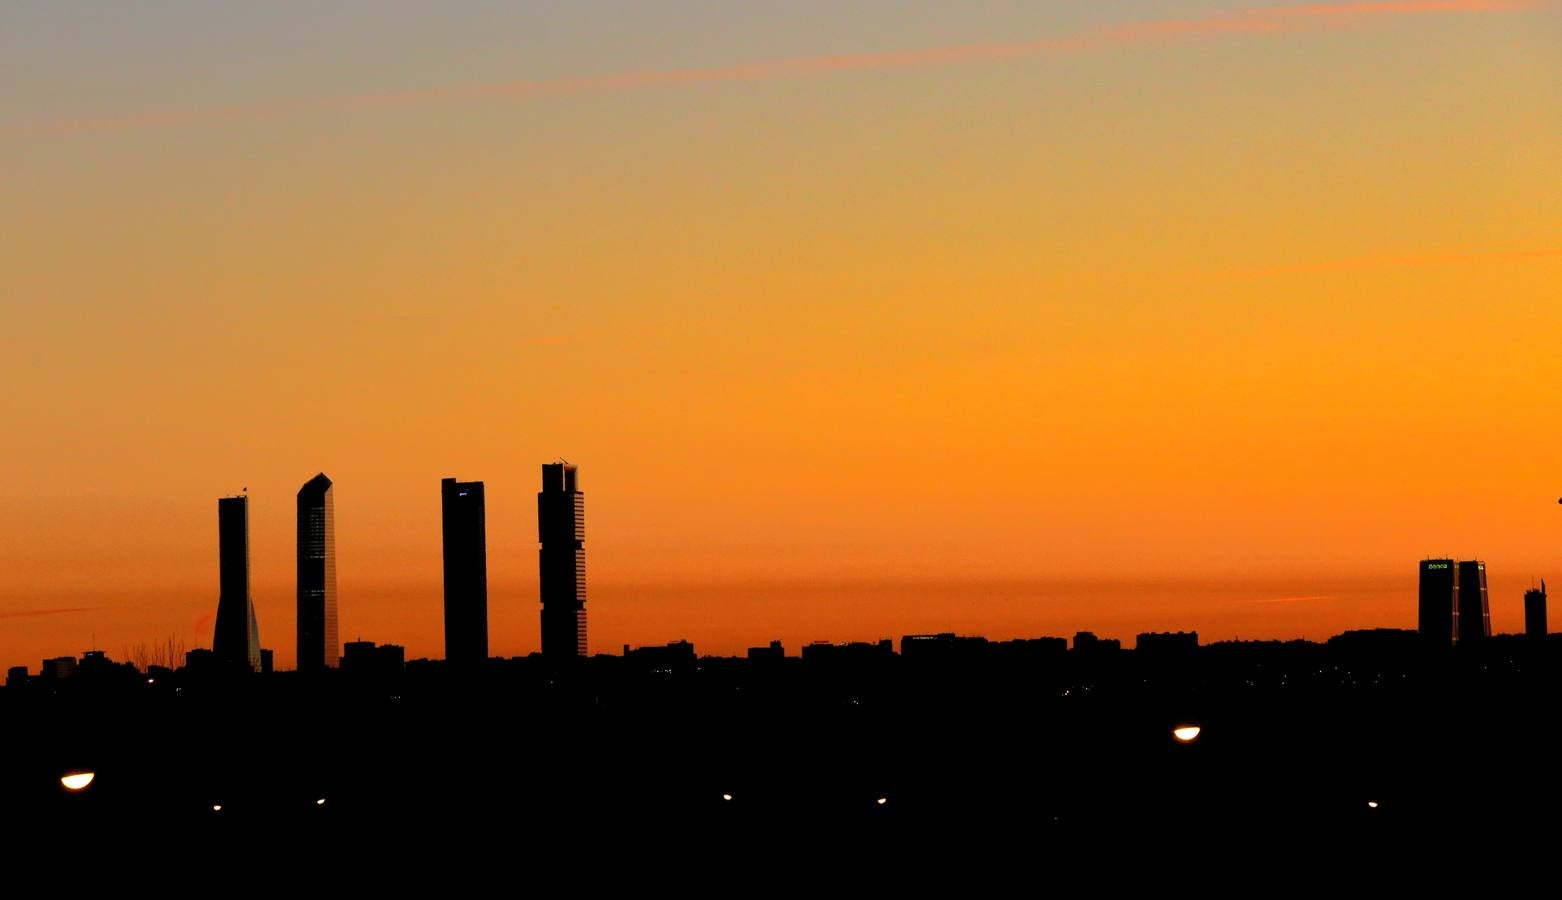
[{"left": 4, "top": 0, "right": 1543, "bottom": 139}]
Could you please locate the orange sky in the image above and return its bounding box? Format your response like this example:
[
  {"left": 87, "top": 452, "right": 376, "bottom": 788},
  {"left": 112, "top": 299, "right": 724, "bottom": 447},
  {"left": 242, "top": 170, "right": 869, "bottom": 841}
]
[{"left": 2, "top": 1, "right": 1559, "bottom": 671}]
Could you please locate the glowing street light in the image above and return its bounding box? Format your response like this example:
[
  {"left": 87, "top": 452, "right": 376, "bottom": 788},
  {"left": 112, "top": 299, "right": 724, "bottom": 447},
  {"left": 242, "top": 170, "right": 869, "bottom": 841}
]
[
  {"left": 60, "top": 772, "right": 95, "bottom": 791},
  {"left": 1367, "top": 801, "right": 1379, "bottom": 810},
  {"left": 315, "top": 798, "right": 326, "bottom": 806},
  {"left": 212, "top": 805, "right": 223, "bottom": 812},
  {"left": 876, "top": 797, "right": 888, "bottom": 806},
  {"left": 721, "top": 793, "right": 733, "bottom": 802},
  {"left": 1172, "top": 725, "right": 1202, "bottom": 743}
]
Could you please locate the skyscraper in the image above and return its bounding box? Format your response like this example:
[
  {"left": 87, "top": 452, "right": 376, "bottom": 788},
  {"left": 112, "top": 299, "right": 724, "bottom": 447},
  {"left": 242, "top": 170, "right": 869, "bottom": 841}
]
[
  {"left": 442, "top": 478, "right": 488, "bottom": 668},
  {"left": 1457, "top": 560, "right": 1490, "bottom": 644},
  {"left": 1418, "top": 559, "right": 1457, "bottom": 648},
  {"left": 538, "top": 462, "right": 586, "bottom": 659},
  {"left": 1525, "top": 581, "right": 1547, "bottom": 638},
  {"left": 296, "top": 473, "right": 339, "bottom": 672},
  {"left": 213, "top": 495, "right": 261, "bottom": 672}
]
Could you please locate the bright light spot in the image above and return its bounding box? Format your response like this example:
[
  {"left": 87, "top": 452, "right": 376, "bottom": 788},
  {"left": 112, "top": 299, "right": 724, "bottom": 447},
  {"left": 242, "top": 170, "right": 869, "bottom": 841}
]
[
  {"left": 212, "top": 805, "right": 222, "bottom": 812},
  {"left": 876, "top": 797, "right": 888, "bottom": 805},
  {"left": 1172, "top": 725, "right": 1202, "bottom": 743},
  {"left": 316, "top": 798, "right": 326, "bottom": 806},
  {"left": 146, "top": 678, "right": 154, "bottom": 684},
  {"left": 60, "top": 772, "right": 95, "bottom": 791},
  {"left": 721, "top": 793, "right": 733, "bottom": 802},
  {"left": 1367, "top": 801, "right": 1379, "bottom": 809}
]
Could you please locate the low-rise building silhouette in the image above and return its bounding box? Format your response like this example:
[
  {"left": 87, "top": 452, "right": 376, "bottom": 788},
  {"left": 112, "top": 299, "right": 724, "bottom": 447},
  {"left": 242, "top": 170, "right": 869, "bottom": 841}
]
[
  {"left": 342, "top": 640, "right": 406, "bottom": 677},
  {"left": 1073, "top": 631, "right": 1121, "bottom": 654},
  {"left": 900, "top": 633, "right": 989, "bottom": 662},
  {"left": 184, "top": 648, "right": 220, "bottom": 676},
  {"left": 1136, "top": 631, "right": 1199, "bottom": 656},
  {"left": 41, "top": 656, "right": 76, "bottom": 681},
  {"left": 623, "top": 640, "right": 696, "bottom": 675},
  {"left": 802, "top": 639, "right": 895, "bottom": 666},
  {"left": 992, "top": 637, "right": 1068, "bottom": 662},
  {"left": 1327, "top": 628, "right": 1420, "bottom": 656},
  {"left": 747, "top": 640, "right": 786, "bottom": 662}
]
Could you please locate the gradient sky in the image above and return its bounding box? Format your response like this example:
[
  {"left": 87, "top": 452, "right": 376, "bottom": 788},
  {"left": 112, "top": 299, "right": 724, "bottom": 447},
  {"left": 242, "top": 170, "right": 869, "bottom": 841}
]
[{"left": 3, "top": 1, "right": 1560, "bottom": 671}]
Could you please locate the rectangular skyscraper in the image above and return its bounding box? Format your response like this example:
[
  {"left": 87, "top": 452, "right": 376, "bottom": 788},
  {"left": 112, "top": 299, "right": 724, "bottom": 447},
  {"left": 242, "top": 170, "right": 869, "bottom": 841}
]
[
  {"left": 296, "top": 473, "right": 339, "bottom": 671},
  {"left": 1525, "top": 582, "right": 1547, "bottom": 638},
  {"left": 1457, "top": 560, "right": 1490, "bottom": 644},
  {"left": 213, "top": 495, "right": 261, "bottom": 672},
  {"left": 538, "top": 462, "right": 586, "bottom": 659},
  {"left": 1418, "top": 559, "right": 1457, "bottom": 648},
  {"left": 442, "top": 478, "right": 488, "bottom": 668}
]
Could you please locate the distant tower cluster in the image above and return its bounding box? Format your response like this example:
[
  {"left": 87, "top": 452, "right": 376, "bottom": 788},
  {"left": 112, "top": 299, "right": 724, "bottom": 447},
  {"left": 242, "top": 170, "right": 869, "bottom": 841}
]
[
  {"left": 1526, "top": 582, "right": 1548, "bottom": 638},
  {"left": 538, "top": 462, "right": 587, "bottom": 659},
  {"left": 1418, "top": 558, "right": 1490, "bottom": 647},
  {"left": 204, "top": 464, "right": 589, "bottom": 673},
  {"left": 213, "top": 495, "right": 262, "bottom": 672},
  {"left": 442, "top": 477, "right": 489, "bottom": 669},
  {"left": 296, "top": 473, "right": 339, "bottom": 671}
]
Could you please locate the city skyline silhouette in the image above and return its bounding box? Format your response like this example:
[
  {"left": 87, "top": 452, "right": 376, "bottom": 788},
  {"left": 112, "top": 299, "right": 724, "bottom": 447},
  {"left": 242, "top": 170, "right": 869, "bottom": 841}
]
[
  {"left": 5, "top": 2, "right": 1561, "bottom": 675},
  {"left": 3, "top": 2, "right": 1560, "bottom": 861},
  {"left": 5, "top": 463, "right": 1554, "bottom": 675}
]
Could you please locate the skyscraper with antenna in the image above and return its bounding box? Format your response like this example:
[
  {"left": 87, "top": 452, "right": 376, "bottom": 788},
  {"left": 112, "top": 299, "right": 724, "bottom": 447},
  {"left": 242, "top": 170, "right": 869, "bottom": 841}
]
[{"left": 1525, "top": 581, "right": 1547, "bottom": 638}]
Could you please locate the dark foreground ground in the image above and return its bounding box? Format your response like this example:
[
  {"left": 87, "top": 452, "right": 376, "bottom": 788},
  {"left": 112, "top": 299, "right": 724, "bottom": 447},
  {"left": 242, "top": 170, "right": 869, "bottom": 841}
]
[{"left": 5, "top": 640, "right": 1561, "bottom": 876}]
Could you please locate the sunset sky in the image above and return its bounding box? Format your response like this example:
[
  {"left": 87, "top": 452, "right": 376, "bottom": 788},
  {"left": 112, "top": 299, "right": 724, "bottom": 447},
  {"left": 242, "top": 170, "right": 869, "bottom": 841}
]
[{"left": 2, "top": 1, "right": 1559, "bottom": 671}]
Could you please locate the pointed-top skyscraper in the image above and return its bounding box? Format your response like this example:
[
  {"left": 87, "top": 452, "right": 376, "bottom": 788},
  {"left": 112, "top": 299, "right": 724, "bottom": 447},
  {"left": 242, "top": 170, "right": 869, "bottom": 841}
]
[
  {"left": 539, "top": 462, "right": 586, "bottom": 659},
  {"left": 213, "top": 494, "right": 261, "bottom": 672},
  {"left": 297, "top": 473, "right": 339, "bottom": 671}
]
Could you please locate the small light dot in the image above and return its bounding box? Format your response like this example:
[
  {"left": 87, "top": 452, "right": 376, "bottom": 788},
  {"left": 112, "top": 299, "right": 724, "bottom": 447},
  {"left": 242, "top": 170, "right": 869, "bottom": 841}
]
[
  {"left": 721, "top": 793, "right": 733, "bottom": 802},
  {"left": 1173, "top": 725, "right": 1202, "bottom": 743},
  {"left": 1367, "top": 801, "right": 1379, "bottom": 809},
  {"left": 316, "top": 798, "right": 326, "bottom": 806},
  {"left": 212, "top": 805, "right": 222, "bottom": 812},
  {"left": 876, "top": 797, "right": 888, "bottom": 805}
]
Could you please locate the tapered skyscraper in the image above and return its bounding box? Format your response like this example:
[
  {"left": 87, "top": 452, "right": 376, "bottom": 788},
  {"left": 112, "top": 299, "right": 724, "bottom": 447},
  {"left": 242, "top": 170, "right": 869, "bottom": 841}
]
[
  {"left": 213, "top": 495, "right": 261, "bottom": 672},
  {"left": 442, "top": 477, "right": 488, "bottom": 668},
  {"left": 538, "top": 462, "right": 586, "bottom": 659},
  {"left": 296, "top": 473, "right": 339, "bottom": 671}
]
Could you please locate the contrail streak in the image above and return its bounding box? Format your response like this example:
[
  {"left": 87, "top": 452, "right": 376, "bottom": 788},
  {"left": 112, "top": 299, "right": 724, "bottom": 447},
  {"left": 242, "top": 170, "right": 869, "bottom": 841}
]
[
  {"left": 3, "top": 1, "right": 1541, "bottom": 139},
  {"left": 0, "top": 606, "right": 105, "bottom": 619}
]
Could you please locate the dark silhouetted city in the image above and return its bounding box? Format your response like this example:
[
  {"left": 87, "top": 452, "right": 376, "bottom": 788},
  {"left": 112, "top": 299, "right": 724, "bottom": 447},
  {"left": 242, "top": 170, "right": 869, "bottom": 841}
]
[{"left": 6, "top": 0, "right": 1560, "bottom": 878}]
